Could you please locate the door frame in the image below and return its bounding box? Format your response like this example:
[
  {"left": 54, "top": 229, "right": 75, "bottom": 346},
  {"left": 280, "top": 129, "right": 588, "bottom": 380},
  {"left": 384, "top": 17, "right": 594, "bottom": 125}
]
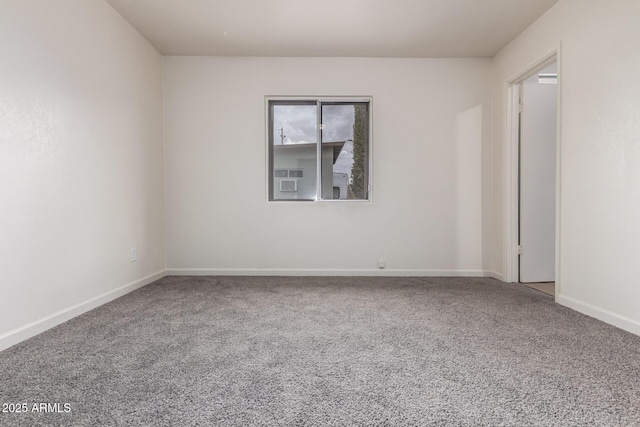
[{"left": 503, "top": 46, "right": 562, "bottom": 297}]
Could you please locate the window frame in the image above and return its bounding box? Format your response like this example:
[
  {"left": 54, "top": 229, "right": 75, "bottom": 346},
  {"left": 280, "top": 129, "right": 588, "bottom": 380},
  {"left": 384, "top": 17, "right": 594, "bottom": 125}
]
[{"left": 265, "top": 96, "right": 373, "bottom": 203}]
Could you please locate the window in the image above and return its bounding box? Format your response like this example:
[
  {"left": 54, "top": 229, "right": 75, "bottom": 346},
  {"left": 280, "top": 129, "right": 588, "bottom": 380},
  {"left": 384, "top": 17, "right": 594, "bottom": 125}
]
[{"left": 267, "top": 98, "right": 371, "bottom": 201}]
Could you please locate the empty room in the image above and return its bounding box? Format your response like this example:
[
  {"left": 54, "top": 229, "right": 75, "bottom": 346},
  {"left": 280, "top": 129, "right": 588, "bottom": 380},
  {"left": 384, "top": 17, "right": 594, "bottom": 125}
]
[{"left": 1, "top": 0, "right": 639, "bottom": 425}]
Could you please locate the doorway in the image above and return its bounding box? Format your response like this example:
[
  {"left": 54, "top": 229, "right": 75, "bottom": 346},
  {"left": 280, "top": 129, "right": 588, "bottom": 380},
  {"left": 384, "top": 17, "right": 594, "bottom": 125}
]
[{"left": 513, "top": 60, "right": 559, "bottom": 296}]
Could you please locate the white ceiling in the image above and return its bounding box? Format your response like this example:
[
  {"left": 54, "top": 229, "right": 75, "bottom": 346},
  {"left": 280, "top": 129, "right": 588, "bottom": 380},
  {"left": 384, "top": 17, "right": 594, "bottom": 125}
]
[{"left": 105, "top": 0, "right": 559, "bottom": 58}]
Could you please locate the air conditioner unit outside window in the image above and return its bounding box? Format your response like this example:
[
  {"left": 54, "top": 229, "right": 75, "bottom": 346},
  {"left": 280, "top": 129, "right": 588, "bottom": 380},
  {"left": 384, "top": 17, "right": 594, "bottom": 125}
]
[{"left": 280, "top": 180, "right": 297, "bottom": 192}]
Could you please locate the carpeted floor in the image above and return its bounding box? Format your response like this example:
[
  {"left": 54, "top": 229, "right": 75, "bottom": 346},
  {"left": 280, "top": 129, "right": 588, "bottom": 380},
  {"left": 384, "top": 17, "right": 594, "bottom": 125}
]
[{"left": 1, "top": 276, "right": 640, "bottom": 426}]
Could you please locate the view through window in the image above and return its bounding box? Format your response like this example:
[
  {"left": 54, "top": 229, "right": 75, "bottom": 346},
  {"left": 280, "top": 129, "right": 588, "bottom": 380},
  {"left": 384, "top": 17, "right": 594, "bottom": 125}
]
[{"left": 268, "top": 98, "right": 370, "bottom": 201}]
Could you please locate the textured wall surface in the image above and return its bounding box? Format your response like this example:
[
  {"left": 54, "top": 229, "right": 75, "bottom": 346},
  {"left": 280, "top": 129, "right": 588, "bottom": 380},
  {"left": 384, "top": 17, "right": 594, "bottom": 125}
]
[{"left": 0, "top": 0, "right": 165, "bottom": 341}]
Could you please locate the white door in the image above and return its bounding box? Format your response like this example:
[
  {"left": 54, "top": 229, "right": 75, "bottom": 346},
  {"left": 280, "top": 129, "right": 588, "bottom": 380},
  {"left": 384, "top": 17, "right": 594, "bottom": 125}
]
[{"left": 519, "top": 78, "right": 557, "bottom": 283}]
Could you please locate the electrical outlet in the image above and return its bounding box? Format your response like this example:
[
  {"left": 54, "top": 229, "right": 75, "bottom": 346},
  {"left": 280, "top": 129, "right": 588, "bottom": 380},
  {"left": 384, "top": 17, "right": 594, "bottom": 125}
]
[
  {"left": 130, "top": 247, "right": 137, "bottom": 262},
  {"left": 378, "top": 259, "right": 385, "bottom": 269}
]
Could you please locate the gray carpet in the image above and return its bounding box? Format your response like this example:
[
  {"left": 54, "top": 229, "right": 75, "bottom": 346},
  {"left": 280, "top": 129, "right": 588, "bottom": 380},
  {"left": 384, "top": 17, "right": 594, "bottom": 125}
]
[{"left": 1, "top": 276, "right": 640, "bottom": 426}]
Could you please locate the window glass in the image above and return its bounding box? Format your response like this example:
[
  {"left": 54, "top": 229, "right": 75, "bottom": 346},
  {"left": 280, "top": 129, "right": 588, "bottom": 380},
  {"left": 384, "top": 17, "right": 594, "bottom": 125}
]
[
  {"left": 270, "top": 103, "right": 317, "bottom": 201},
  {"left": 321, "top": 103, "right": 369, "bottom": 200},
  {"left": 268, "top": 99, "right": 370, "bottom": 201}
]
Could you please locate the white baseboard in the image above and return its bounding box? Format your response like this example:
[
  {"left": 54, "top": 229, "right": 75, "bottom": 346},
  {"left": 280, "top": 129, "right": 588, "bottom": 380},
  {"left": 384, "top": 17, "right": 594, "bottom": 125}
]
[
  {"left": 556, "top": 294, "right": 640, "bottom": 337},
  {"left": 0, "top": 268, "right": 523, "bottom": 352},
  {"left": 0, "top": 270, "right": 166, "bottom": 352},
  {"left": 165, "top": 268, "right": 486, "bottom": 277},
  {"left": 484, "top": 270, "right": 504, "bottom": 281}
]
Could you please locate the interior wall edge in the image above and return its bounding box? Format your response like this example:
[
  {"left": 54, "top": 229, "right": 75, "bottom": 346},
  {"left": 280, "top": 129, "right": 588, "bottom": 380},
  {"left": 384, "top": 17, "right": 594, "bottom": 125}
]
[
  {"left": 0, "top": 270, "right": 166, "bottom": 352},
  {"left": 483, "top": 270, "right": 504, "bottom": 281},
  {"left": 164, "top": 268, "right": 487, "bottom": 277},
  {"left": 556, "top": 294, "right": 640, "bottom": 337},
  {"left": 5, "top": 270, "right": 640, "bottom": 351}
]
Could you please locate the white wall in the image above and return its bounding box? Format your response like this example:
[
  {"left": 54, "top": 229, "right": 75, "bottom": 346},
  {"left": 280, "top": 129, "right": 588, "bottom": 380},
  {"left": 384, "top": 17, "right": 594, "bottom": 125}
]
[
  {"left": 491, "top": 0, "right": 640, "bottom": 333},
  {"left": 0, "top": 0, "right": 165, "bottom": 349},
  {"left": 163, "top": 57, "right": 491, "bottom": 275}
]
